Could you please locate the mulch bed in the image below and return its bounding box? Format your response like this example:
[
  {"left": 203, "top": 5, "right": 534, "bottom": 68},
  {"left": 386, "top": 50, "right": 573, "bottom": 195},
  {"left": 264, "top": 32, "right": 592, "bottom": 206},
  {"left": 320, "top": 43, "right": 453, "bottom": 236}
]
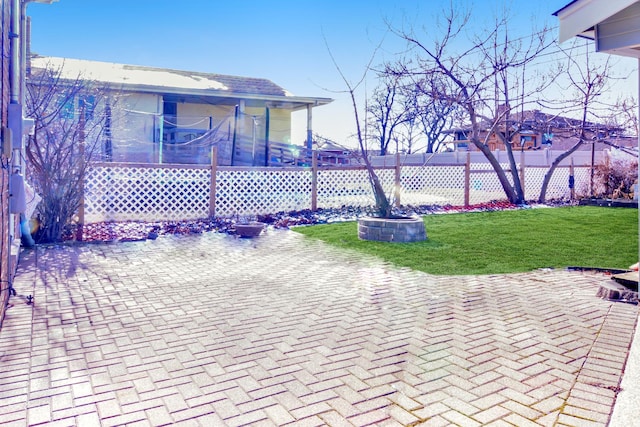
[{"left": 63, "top": 200, "right": 574, "bottom": 243}]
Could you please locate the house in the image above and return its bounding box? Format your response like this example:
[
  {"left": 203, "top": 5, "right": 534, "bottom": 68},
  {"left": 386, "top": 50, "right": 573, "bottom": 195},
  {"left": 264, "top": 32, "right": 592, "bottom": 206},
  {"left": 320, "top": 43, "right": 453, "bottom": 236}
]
[
  {"left": 446, "top": 109, "right": 633, "bottom": 152},
  {"left": 314, "top": 137, "right": 354, "bottom": 165},
  {"left": 1, "top": 0, "right": 58, "bottom": 329},
  {"left": 555, "top": 2, "right": 640, "bottom": 425},
  {"left": 28, "top": 55, "right": 333, "bottom": 166}
]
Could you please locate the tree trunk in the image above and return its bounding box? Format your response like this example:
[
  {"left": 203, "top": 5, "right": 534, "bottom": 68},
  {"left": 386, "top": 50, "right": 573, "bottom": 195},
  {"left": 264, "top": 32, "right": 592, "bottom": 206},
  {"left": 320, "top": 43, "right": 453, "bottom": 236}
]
[
  {"left": 473, "top": 141, "right": 522, "bottom": 204},
  {"left": 501, "top": 141, "right": 525, "bottom": 202},
  {"left": 361, "top": 154, "right": 391, "bottom": 217},
  {"left": 538, "top": 140, "right": 584, "bottom": 203}
]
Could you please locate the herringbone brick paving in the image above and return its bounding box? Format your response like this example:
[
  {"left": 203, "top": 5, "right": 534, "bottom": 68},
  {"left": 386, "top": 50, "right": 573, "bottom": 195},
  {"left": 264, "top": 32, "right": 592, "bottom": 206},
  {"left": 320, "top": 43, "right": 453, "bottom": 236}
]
[{"left": 0, "top": 230, "right": 637, "bottom": 426}]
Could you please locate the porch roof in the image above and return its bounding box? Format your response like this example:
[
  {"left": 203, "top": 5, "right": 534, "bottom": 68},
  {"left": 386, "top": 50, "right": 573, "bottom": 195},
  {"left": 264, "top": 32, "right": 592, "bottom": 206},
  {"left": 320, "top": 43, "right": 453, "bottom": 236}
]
[
  {"left": 29, "top": 56, "right": 333, "bottom": 111},
  {"left": 554, "top": 0, "right": 640, "bottom": 58}
]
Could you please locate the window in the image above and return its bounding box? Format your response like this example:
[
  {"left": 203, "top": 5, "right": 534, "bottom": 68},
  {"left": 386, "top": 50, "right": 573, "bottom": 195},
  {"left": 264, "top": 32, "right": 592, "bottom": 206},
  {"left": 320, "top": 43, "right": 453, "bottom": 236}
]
[
  {"left": 57, "top": 94, "right": 95, "bottom": 121},
  {"left": 79, "top": 95, "right": 96, "bottom": 121},
  {"left": 163, "top": 101, "right": 177, "bottom": 125},
  {"left": 58, "top": 95, "right": 74, "bottom": 119}
]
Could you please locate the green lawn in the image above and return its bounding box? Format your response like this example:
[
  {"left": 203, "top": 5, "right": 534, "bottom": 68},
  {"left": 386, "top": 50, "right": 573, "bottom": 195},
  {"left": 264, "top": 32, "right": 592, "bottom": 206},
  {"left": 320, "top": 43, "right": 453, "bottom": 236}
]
[{"left": 293, "top": 206, "right": 639, "bottom": 275}]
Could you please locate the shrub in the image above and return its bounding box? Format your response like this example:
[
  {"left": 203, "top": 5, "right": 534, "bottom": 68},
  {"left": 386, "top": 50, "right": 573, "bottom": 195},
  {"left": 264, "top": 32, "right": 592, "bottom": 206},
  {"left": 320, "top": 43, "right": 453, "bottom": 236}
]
[{"left": 593, "top": 151, "right": 638, "bottom": 199}]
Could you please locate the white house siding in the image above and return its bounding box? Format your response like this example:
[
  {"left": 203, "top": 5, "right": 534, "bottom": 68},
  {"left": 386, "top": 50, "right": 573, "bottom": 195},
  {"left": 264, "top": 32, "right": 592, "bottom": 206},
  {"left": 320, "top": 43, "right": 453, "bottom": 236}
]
[
  {"left": 596, "top": 2, "right": 640, "bottom": 53},
  {"left": 556, "top": 0, "right": 638, "bottom": 43}
]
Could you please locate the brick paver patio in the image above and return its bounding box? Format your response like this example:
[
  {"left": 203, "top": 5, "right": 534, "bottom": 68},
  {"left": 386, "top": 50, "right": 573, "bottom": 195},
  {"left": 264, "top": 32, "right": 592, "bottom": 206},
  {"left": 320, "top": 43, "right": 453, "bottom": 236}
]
[{"left": 0, "top": 230, "right": 637, "bottom": 426}]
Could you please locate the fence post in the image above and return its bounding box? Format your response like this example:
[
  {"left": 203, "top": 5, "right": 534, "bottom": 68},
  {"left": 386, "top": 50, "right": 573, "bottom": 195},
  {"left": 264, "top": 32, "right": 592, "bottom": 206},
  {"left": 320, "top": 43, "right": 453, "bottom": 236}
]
[
  {"left": 210, "top": 146, "right": 218, "bottom": 217},
  {"left": 569, "top": 157, "right": 575, "bottom": 200},
  {"left": 264, "top": 107, "right": 270, "bottom": 166},
  {"left": 464, "top": 151, "right": 470, "bottom": 207},
  {"left": 394, "top": 152, "right": 401, "bottom": 207},
  {"left": 78, "top": 183, "right": 85, "bottom": 241},
  {"left": 519, "top": 150, "right": 525, "bottom": 200},
  {"left": 77, "top": 103, "right": 86, "bottom": 242},
  {"left": 311, "top": 151, "right": 318, "bottom": 211}
]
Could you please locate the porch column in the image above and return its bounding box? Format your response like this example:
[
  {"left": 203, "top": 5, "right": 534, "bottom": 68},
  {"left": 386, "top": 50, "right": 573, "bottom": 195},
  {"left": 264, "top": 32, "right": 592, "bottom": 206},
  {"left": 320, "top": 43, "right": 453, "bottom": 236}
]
[{"left": 306, "top": 104, "right": 313, "bottom": 153}]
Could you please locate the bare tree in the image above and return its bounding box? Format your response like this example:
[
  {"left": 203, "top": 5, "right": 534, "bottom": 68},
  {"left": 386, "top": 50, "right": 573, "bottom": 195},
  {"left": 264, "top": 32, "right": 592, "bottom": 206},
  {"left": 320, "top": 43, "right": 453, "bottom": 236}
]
[
  {"left": 394, "top": 112, "right": 420, "bottom": 154},
  {"left": 389, "top": 6, "right": 552, "bottom": 204},
  {"left": 411, "top": 74, "right": 460, "bottom": 153},
  {"left": 324, "top": 38, "right": 393, "bottom": 218},
  {"left": 607, "top": 95, "right": 638, "bottom": 138},
  {"left": 367, "top": 72, "right": 411, "bottom": 155},
  {"left": 25, "top": 61, "right": 113, "bottom": 242},
  {"left": 537, "top": 43, "right": 619, "bottom": 202}
]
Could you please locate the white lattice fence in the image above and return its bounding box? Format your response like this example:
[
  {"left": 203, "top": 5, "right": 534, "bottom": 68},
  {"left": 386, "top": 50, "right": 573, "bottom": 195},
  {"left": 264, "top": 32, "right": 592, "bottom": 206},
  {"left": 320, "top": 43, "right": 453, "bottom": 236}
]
[
  {"left": 85, "top": 165, "right": 210, "bottom": 223},
  {"left": 215, "top": 168, "right": 312, "bottom": 217},
  {"left": 83, "top": 162, "right": 592, "bottom": 224},
  {"left": 400, "top": 165, "right": 465, "bottom": 206},
  {"left": 525, "top": 166, "right": 569, "bottom": 201},
  {"left": 316, "top": 167, "right": 396, "bottom": 209},
  {"left": 467, "top": 164, "right": 514, "bottom": 205},
  {"left": 572, "top": 167, "right": 592, "bottom": 197},
  {"left": 524, "top": 166, "right": 591, "bottom": 201}
]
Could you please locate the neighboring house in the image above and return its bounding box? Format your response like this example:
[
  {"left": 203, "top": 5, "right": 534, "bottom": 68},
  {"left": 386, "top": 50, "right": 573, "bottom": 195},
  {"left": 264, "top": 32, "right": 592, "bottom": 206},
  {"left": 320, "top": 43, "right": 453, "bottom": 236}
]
[
  {"left": 314, "top": 137, "right": 354, "bottom": 165},
  {"left": 446, "top": 109, "right": 634, "bottom": 152},
  {"left": 28, "top": 55, "right": 332, "bottom": 166}
]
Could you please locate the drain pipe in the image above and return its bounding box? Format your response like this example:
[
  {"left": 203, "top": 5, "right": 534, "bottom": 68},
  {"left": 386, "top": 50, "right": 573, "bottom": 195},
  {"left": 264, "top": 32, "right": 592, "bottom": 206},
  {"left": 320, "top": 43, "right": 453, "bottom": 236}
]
[
  {"left": 8, "top": 0, "right": 56, "bottom": 251},
  {"left": 9, "top": 0, "right": 20, "bottom": 105},
  {"left": 8, "top": 0, "right": 22, "bottom": 257}
]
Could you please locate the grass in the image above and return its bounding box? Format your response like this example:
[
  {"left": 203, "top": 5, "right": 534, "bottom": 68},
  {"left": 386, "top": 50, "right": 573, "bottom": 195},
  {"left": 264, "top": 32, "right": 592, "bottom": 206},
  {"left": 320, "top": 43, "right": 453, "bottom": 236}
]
[{"left": 293, "top": 206, "right": 639, "bottom": 275}]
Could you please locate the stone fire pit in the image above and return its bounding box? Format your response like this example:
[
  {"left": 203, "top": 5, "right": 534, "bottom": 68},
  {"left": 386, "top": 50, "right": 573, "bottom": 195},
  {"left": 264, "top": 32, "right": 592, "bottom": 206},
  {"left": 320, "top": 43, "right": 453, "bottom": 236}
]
[{"left": 358, "top": 216, "right": 427, "bottom": 243}]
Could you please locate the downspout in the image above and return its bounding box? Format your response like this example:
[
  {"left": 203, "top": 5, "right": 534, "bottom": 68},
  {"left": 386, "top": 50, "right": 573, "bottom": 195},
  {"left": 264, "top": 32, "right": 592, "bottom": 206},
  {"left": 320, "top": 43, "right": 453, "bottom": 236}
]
[
  {"left": 17, "top": 0, "right": 31, "bottom": 176},
  {"left": 20, "top": 0, "right": 28, "bottom": 109},
  {"left": 9, "top": 0, "right": 20, "bottom": 104},
  {"left": 8, "top": 0, "right": 22, "bottom": 256}
]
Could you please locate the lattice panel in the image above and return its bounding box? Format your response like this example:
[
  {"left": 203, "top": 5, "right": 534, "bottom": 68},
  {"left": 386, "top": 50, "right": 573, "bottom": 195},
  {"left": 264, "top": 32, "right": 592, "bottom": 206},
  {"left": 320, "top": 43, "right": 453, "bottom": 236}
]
[
  {"left": 400, "top": 166, "right": 465, "bottom": 206},
  {"left": 468, "top": 169, "right": 513, "bottom": 205},
  {"left": 572, "top": 167, "right": 592, "bottom": 198},
  {"left": 525, "top": 167, "right": 566, "bottom": 201},
  {"left": 85, "top": 166, "right": 210, "bottom": 223},
  {"left": 316, "top": 168, "right": 396, "bottom": 210},
  {"left": 524, "top": 166, "right": 591, "bottom": 201},
  {"left": 215, "top": 169, "right": 312, "bottom": 217}
]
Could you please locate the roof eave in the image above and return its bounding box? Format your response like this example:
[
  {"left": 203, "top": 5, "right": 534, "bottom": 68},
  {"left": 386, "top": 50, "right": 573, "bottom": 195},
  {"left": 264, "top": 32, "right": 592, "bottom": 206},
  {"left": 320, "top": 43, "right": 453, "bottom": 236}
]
[
  {"left": 129, "top": 83, "right": 333, "bottom": 106},
  {"left": 63, "top": 79, "right": 334, "bottom": 110},
  {"left": 554, "top": 0, "right": 638, "bottom": 43}
]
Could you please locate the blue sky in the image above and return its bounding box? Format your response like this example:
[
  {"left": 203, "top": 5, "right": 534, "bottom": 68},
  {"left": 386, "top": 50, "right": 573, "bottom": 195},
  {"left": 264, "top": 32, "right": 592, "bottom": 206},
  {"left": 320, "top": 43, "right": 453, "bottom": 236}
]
[{"left": 28, "top": 0, "right": 638, "bottom": 147}]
